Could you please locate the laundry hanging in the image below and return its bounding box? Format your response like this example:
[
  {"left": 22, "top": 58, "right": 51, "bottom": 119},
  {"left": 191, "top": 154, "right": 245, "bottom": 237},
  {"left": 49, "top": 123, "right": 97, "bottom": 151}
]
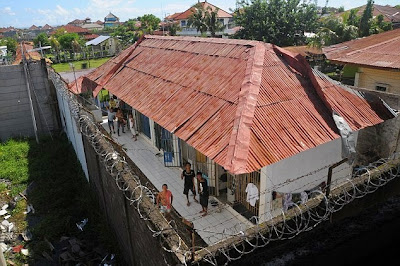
[{"left": 245, "top": 183, "right": 259, "bottom": 207}]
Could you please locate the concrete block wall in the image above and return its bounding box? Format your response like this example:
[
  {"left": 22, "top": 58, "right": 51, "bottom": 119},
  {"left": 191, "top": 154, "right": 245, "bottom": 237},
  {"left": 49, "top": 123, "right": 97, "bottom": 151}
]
[{"left": 0, "top": 61, "right": 59, "bottom": 141}]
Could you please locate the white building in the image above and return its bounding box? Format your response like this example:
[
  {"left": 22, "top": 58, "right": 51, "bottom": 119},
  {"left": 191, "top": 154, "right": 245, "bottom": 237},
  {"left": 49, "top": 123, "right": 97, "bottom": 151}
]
[{"left": 165, "top": 1, "right": 236, "bottom": 37}]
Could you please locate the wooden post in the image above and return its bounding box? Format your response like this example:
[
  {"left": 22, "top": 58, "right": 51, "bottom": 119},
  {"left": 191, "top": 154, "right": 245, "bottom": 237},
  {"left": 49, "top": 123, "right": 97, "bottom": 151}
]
[{"left": 326, "top": 158, "right": 349, "bottom": 197}]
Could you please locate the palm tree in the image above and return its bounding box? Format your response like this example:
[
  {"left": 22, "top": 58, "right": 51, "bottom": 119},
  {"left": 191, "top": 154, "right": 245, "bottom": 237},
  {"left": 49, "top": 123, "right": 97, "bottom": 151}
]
[
  {"left": 188, "top": 4, "right": 207, "bottom": 35},
  {"left": 49, "top": 36, "right": 61, "bottom": 62},
  {"left": 204, "top": 7, "right": 225, "bottom": 37}
]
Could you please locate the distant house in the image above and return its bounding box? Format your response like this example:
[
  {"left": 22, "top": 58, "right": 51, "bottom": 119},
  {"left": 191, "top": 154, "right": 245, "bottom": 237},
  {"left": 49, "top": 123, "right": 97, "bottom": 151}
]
[
  {"left": 85, "top": 35, "right": 118, "bottom": 56},
  {"left": 42, "top": 24, "right": 53, "bottom": 30},
  {"left": 29, "top": 25, "right": 39, "bottom": 31},
  {"left": 324, "top": 28, "right": 400, "bottom": 94},
  {"left": 81, "top": 23, "right": 104, "bottom": 31},
  {"left": 336, "top": 4, "right": 400, "bottom": 28},
  {"left": 165, "top": 1, "right": 235, "bottom": 37},
  {"left": 53, "top": 25, "right": 89, "bottom": 36},
  {"left": 68, "top": 19, "right": 86, "bottom": 27},
  {"left": 104, "top": 12, "right": 120, "bottom": 28}
]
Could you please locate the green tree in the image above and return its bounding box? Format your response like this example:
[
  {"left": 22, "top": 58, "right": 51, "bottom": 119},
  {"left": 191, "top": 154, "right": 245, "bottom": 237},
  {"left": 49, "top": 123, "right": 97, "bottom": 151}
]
[
  {"left": 346, "top": 9, "right": 360, "bottom": 27},
  {"left": 111, "top": 19, "right": 140, "bottom": 47},
  {"left": 49, "top": 36, "right": 61, "bottom": 62},
  {"left": 233, "top": 0, "right": 319, "bottom": 46},
  {"left": 58, "top": 33, "right": 81, "bottom": 50},
  {"left": 138, "top": 14, "right": 161, "bottom": 34},
  {"left": 359, "top": 0, "right": 373, "bottom": 37},
  {"left": 338, "top": 6, "right": 345, "bottom": 13},
  {"left": 33, "top": 32, "right": 50, "bottom": 48},
  {"left": 204, "top": 6, "right": 225, "bottom": 37},
  {"left": 167, "top": 22, "right": 181, "bottom": 36},
  {"left": 188, "top": 4, "right": 208, "bottom": 35},
  {"left": 0, "top": 37, "right": 18, "bottom": 55}
]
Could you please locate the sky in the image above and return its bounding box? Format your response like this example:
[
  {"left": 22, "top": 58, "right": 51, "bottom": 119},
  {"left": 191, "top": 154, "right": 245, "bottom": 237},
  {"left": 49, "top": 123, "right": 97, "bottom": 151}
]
[{"left": 0, "top": 0, "right": 399, "bottom": 28}]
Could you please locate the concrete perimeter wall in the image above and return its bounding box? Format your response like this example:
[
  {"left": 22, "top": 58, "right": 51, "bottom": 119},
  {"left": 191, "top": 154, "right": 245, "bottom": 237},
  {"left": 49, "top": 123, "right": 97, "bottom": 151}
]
[{"left": 0, "top": 60, "right": 59, "bottom": 141}]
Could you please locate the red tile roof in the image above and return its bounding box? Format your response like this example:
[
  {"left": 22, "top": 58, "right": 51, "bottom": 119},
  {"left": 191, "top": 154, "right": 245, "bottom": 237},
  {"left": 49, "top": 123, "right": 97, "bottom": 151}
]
[
  {"left": 80, "top": 35, "right": 393, "bottom": 174},
  {"left": 174, "top": 1, "right": 232, "bottom": 20},
  {"left": 323, "top": 28, "right": 400, "bottom": 69},
  {"left": 54, "top": 25, "right": 89, "bottom": 34},
  {"left": 165, "top": 12, "right": 182, "bottom": 20},
  {"left": 42, "top": 24, "right": 53, "bottom": 30},
  {"left": 13, "top": 42, "right": 52, "bottom": 65},
  {"left": 29, "top": 25, "right": 39, "bottom": 30},
  {"left": 84, "top": 34, "right": 100, "bottom": 40}
]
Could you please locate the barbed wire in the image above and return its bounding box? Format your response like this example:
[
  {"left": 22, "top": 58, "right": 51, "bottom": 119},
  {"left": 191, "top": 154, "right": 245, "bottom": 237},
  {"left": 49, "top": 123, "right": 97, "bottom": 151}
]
[{"left": 48, "top": 68, "right": 400, "bottom": 266}]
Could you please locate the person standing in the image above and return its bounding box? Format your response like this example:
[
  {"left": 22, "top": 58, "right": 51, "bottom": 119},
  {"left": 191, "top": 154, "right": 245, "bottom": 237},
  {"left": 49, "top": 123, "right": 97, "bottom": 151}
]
[
  {"left": 109, "top": 97, "right": 117, "bottom": 110},
  {"left": 129, "top": 113, "right": 137, "bottom": 141},
  {"left": 181, "top": 163, "right": 198, "bottom": 206},
  {"left": 197, "top": 172, "right": 209, "bottom": 217},
  {"left": 156, "top": 184, "right": 173, "bottom": 221},
  {"left": 107, "top": 106, "right": 116, "bottom": 134},
  {"left": 116, "top": 109, "right": 125, "bottom": 136}
]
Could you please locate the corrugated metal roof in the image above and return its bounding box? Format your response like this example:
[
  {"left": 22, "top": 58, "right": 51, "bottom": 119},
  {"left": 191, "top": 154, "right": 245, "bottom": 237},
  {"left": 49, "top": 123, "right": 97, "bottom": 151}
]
[
  {"left": 81, "top": 35, "right": 393, "bottom": 174},
  {"left": 323, "top": 28, "right": 400, "bottom": 69},
  {"left": 86, "top": 35, "right": 110, "bottom": 46}
]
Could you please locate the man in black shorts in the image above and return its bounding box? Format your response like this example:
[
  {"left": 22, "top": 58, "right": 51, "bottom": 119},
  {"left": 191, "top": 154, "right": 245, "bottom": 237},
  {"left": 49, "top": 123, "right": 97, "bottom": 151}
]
[{"left": 181, "top": 162, "right": 198, "bottom": 206}]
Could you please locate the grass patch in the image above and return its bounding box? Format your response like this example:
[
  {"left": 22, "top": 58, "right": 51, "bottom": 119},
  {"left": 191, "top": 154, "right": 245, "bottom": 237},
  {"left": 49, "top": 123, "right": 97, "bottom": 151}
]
[
  {"left": 51, "top": 58, "right": 110, "bottom": 73},
  {"left": 0, "top": 136, "right": 118, "bottom": 264}
]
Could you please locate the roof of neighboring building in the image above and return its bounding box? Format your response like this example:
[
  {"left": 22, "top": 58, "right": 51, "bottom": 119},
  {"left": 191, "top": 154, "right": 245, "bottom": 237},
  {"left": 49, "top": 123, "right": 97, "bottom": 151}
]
[
  {"left": 29, "top": 25, "right": 39, "bottom": 30},
  {"left": 95, "top": 20, "right": 104, "bottom": 25},
  {"left": 81, "top": 23, "right": 104, "bottom": 29},
  {"left": 86, "top": 35, "right": 111, "bottom": 46},
  {"left": 284, "top": 46, "right": 323, "bottom": 57},
  {"left": 323, "top": 28, "right": 400, "bottom": 69},
  {"left": 174, "top": 1, "right": 232, "bottom": 20},
  {"left": 80, "top": 35, "right": 393, "bottom": 174},
  {"left": 54, "top": 25, "right": 89, "bottom": 34},
  {"left": 105, "top": 12, "right": 119, "bottom": 19},
  {"left": 165, "top": 12, "right": 182, "bottom": 20},
  {"left": 68, "top": 19, "right": 85, "bottom": 25},
  {"left": 42, "top": 24, "right": 53, "bottom": 30},
  {"left": 336, "top": 4, "right": 400, "bottom": 23},
  {"left": 83, "top": 34, "right": 100, "bottom": 40}
]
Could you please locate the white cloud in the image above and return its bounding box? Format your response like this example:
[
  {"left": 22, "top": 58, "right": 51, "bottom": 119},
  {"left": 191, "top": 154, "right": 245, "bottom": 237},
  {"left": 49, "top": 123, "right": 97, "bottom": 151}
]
[{"left": 1, "top": 7, "right": 16, "bottom": 16}]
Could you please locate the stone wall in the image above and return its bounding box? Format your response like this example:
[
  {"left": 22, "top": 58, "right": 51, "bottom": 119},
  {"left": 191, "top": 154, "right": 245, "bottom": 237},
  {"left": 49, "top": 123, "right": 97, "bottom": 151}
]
[{"left": 0, "top": 60, "right": 59, "bottom": 141}]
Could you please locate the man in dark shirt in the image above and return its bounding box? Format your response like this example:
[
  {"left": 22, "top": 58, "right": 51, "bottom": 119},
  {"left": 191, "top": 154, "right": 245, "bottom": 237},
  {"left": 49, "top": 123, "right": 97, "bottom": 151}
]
[
  {"left": 181, "top": 162, "right": 198, "bottom": 206},
  {"left": 197, "top": 171, "right": 209, "bottom": 217}
]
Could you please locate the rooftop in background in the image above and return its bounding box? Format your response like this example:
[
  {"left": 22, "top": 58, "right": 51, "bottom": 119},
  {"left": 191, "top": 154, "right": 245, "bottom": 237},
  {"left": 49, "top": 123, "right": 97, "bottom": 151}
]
[
  {"left": 336, "top": 4, "right": 400, "bottom": 23},
  {"left": 80, "top": 35, "right": 393, "bottom": 174},
  {"left": 168, "top": 1, "right": 233, "bottom": 21},
  {"left": 52, "top": 24, "right": 89, "bottom": 34},
  {"left": 323, "top": 28, "right": 400, "bottom": 70},
  {"left": 283, "top": 45, "right": 323, "bottom": 57}
]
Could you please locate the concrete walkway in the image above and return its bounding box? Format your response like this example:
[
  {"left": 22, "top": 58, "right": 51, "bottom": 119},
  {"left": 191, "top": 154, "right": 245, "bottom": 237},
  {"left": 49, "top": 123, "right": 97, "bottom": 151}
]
[
  {"left": 59, "top": 68, "right": 95, "bottom": 83},
  {"left": 101, "top": 120, "right": 252, "bottom": 245}
]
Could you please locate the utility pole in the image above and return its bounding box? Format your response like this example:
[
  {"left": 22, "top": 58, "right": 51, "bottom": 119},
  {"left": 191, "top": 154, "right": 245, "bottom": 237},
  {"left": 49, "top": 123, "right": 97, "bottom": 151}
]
[{"left": 21, "top": 43, "right": 40, "bottom": 144}]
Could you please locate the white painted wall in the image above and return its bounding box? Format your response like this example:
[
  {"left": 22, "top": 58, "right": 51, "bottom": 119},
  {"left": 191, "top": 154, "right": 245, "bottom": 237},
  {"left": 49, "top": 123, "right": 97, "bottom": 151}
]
[
  {"left": 55, "top": 88, "right": 89, "bottom": 181},
  {"left": 259, "top": 133, "right": 359, "bottom": 221}
]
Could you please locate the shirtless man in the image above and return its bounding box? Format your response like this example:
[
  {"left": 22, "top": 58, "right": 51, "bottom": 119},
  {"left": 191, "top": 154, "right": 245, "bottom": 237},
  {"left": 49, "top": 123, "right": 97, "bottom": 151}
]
[{"left": 156, "top": 184, "right": 173, "bottom": 220}]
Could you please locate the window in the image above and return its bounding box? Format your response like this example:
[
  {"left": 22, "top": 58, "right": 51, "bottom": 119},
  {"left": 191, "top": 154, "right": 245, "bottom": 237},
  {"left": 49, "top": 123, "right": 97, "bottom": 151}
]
[
  {"left": 180, "top": 20, "right": 187, "bottom": 27},
  {"left": 375, "top": 83, "right": 389, "bottom": 92}
]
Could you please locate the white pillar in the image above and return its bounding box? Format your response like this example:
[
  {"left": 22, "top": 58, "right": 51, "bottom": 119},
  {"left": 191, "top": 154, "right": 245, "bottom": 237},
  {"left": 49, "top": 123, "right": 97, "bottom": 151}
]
[
  {"left": 149, "top": 119, "right": 156, "bottom": 147},
  {"left": 258, "top": 166, "right": 270, "bottom": 223}
]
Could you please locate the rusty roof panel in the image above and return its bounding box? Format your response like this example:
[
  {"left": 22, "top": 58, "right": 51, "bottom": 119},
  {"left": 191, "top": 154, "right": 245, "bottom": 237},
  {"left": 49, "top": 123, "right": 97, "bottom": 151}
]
[
  {"left": 82, "top": 35, "right": 393, "bottom": 174},
  {"left": 323, "top": 28, "right": 400, "bottom": 69}
]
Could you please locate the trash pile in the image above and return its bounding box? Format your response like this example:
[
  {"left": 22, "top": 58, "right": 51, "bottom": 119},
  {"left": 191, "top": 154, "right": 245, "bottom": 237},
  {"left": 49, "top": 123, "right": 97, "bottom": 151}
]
[{"left": 0, "top": 193, "right": 32, "bottom": 264}]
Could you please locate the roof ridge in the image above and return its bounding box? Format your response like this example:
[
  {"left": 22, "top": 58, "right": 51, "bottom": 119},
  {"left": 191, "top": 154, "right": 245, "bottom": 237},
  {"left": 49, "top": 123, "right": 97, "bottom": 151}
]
[
  {"left": 224, "top": 43, "right": 265, "bottom": 173},
  {"left": 144, "top": 35, "right": 262, "bottom": 46}
]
